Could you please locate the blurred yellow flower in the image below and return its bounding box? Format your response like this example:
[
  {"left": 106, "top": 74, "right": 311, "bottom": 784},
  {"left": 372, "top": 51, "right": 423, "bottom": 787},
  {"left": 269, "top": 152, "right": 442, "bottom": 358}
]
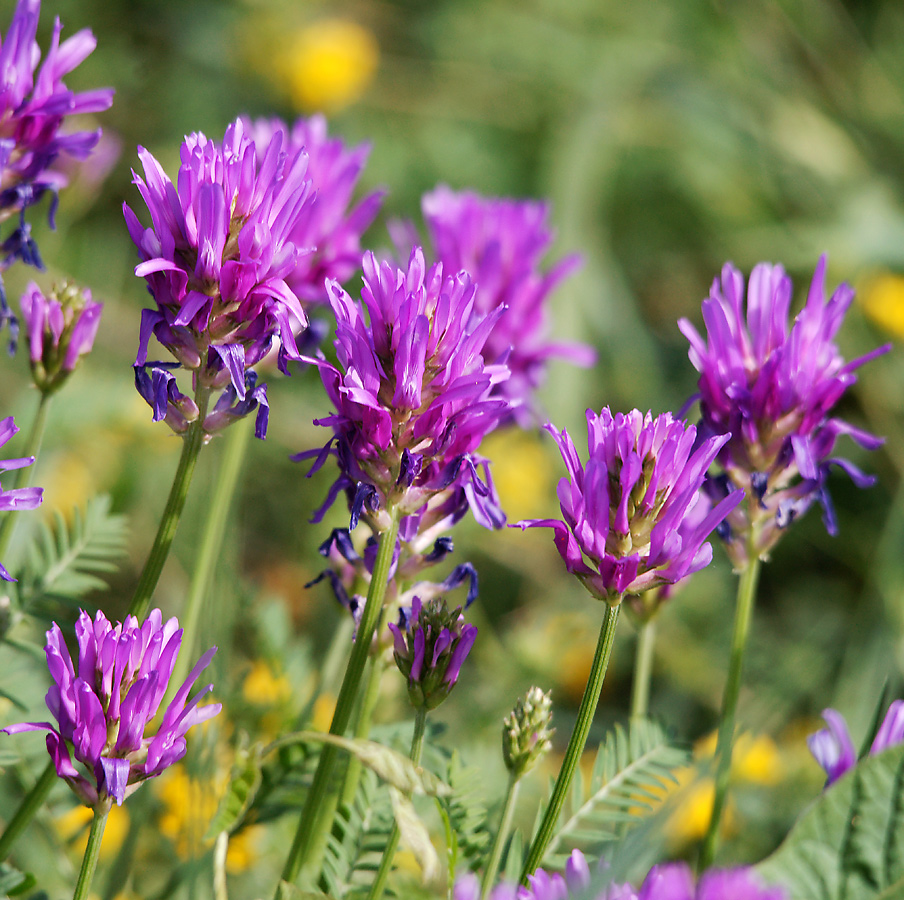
[
  {"left": 859, "top": 272, "right": 904, "bottom": 340},
  {"left": 55, "top": 802, "right": 129, "bottom": 860},
  {"left": 665, "top": 771, "right": 733, "bottom": 845},
  {"left": 311, "top": 692, "right": 336, "bottom": 732},
  {"left": 242, "top": 659, "right": 291, "bottom": 706},
  {"left": 481, "top": 429, "right": 554, "bottom": 522},
  {"left": 279, "top": 19, "right": 378, "bottom": 113}
]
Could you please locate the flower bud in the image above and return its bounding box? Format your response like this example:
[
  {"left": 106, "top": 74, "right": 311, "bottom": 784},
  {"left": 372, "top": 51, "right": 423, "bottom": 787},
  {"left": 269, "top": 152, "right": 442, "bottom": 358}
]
[{"left": 502, "top": 686, "right": 554, "bottom": 778}]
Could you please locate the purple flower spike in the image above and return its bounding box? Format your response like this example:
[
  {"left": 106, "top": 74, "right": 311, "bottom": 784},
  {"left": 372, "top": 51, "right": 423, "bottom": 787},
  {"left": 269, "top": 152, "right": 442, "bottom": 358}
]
[
  {"left": 0, "top": 414, "right": 43, "bottom": 580},
  {"left": 518, "top": 408, "right": 743, "bottom": 604},
  {"left": 0, "top": 0, "right": 113, "bottom": 277},
  {"left": 244, "top": 114, "right": 384, "bottom": 305},
  {"left": 20, "top": 280, "right": 102, "bottom": 394},
  {"left": 421, "top": 185, "right": 592, "bottom": 418},
  {"left": 125, "top": 118, "right": 316, "bottom": 437},
  {"left": 679, "top": 256, "right": 889, "bottom": 567},
  {"left": 297, "top": 247, "right": 515, "bottom": 532},
  {"left": 2, "top": 608, "right": 220, "bottom": 808},
  {"left": 808, "top": 700, "right": 904, "bottom": 787},
  {"left": 387, "top": 595, "right": 477, "bottom": 710}
]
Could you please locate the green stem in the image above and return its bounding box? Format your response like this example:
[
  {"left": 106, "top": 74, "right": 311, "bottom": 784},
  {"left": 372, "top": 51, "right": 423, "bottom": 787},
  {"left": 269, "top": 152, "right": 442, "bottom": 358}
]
[
  {"left": 0, "top": 759, "right": 56, "bottom": 861},
  {"left": 520, "top": 602, "right": 621, "bottom": 881},
  {"left": 0, "top": 391, "right": 52, "bottom": 564},
  {"left": 165, "top": 416, "right": 251, "bottom": 706},
  {"left": 72, "top": 804, "right": 110, "bottom": 900},
  {"left": 278, "top": 506, "right": 401, "bottom": 891},
  {"left": 698, "top": 553, "right": 762, "bottom": 871},
  {"left": 128, "top": 386, "right": 211, "bottom": 621},
  {"left": 480, "top": 772, "right": 521, "bottom": 899},
  {"left": 629, "top": 618, "right": 657, "bottom": 722},
  {"left": 367, "top": 706, "right": 428, "bottom": 900}
]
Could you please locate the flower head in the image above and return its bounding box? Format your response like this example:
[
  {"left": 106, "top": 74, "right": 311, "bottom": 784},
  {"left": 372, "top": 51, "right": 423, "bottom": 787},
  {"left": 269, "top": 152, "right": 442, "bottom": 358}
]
[
  {"left": 419, "top": 185, "right": 591, "bottom": 417},
  {"left": 124, "top": 118, "right": 316, "bottom": 436},
  {"left": 679, "top": 256, "right": 888, "bottom": 566},
  {"left": 0, "top": 415, "right": 43, "bottom": 580},
  {"left": 244, "top": 114, "right": 382, "bottom": 304},
  {"left": 387, "top": 595, "right": 477, "bottom": 710},
  {"left": 0, "top": 0, "right": 113, "bottom": 251},
  {"left": 2, "top": 608, "right": 221, "bottom": 808},
  {"left": 296, "top": 247, "right": 514, "bottom": 531},
  {"left": 20, "top": 280, "right": 101, "bottom": 393},
  {"left": 503, "top": 686, "right": 554, "bottom": 778},
  {"left": 808, "top": 700, "right": 904, "bottom": 787},
  {"left": 518, "top": 408, "right": 743, "bottom": 604}
]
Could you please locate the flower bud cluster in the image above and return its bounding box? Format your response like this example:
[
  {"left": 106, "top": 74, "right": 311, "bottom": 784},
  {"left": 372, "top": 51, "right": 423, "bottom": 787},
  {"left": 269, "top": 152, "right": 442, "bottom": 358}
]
[{"left": 502, "top": 686, "right": 554, "bottom": 778}]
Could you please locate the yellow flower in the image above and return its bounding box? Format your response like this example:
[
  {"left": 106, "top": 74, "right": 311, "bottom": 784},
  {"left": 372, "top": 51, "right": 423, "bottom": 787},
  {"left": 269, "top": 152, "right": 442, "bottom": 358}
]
[
  {"left": 481, "top": 429, "right": 555, "bottom": 522},
  {"left": 279, "top": 19, "right": 378, "bottom": 113},
  {"left": 664, "top": 770, "right": 735, "bottom": 845},
  {"left": 859, "top": 272, "right": 904, "bottom": 340},
  {"left": 311, "top": 692, "right": 336, "bottom": 732},
  {"left": 55, "top": 802, "right": 129, "bottom": 860},
  {"left": 242, "top": 660, "right": 291, "bottom": 706}
]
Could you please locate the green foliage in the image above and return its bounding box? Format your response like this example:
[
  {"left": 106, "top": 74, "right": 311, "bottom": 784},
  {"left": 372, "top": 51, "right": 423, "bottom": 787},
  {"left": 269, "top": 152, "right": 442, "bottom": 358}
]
[
  {"left": 205, "top": 741, "right": 264, "bottom": 840},
  {"left": 16, "top": 495, "right": 127, "bottom": 609},
  {"left": 435, "top": 750, "right": 492, "bottom": 876},
  {"left": 542, "top": 719, "right": 690, "bottom": 868},
  {"left": 757, "top": 742, "right": 904, "bottom": 900},
  {"left": 0, "top": 861, "right": 36, "bottom": 896}
]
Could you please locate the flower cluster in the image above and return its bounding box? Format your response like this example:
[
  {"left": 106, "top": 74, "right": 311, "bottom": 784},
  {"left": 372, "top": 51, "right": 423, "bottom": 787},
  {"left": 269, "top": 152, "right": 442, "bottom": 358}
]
[
  {"left": 388, "top": 596, "right": 477, "bottom": 710},
  {"left": 419, "top": 185, "right": 591, "bottom": 416},
  {"left": 0, "top": 414, "right": 43, "bottom": 580},
  {"left": 679, "top": 256, "right": 888, "bottom": 566},
  {"left": 503, "top": 685, "right": 554, "bottom": 778},
  {"left": 456, "top": 851, "right": 785, "bottom": 900},
  {"left": 244, "top": 114, "right": 383, "bottom": 304},
  {"left": 519, "top": 408, "right": 743, "bottom": 604},
  {"left": 124, "top": 118, "right": 315, "bottom": 436},
  {"left": 0, "top": 0, "right": 113, "bottom": 270},
  {"left": 2, "top": 608, "right": 221, "bottom": 808},
  {"left": 298, "top": 247, "right": 513, "bottom": 531},
  {"left": 20, "top": 280, "right": 102, "bottom": 393},
  {"left": 808, "top": 700, "right": 904, "bottom": 786}
]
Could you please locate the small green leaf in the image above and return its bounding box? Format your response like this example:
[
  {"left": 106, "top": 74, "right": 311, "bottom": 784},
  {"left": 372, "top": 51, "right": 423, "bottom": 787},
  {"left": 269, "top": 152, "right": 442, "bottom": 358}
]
[
  {"left": 0, "top": 862, "right": 35, "bottom": 895},
  {"left": 389, "top": 786, "right": 440, "bottom": 884},
  {"left": 276, "top": 881, "right": 337, "bottom": 900},
  {"left": 205, "top": 743, "right": 264, "bottom": 839}
]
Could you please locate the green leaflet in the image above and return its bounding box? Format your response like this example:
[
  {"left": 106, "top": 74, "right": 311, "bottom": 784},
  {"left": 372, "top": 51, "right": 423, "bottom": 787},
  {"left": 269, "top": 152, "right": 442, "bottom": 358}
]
[
  {"left": 756, "top": 741, "right": 904, "bottom": 899},
  {"left": 542, "top": 718, "right": 689, "bottom": 868},
  {"left": 205, "top": 743, "right": 264, "bottom": 840}
]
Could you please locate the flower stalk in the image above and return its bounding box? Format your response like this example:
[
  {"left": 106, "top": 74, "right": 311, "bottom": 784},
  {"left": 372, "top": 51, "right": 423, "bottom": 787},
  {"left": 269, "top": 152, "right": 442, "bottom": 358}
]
[
  {"left": 520, "top": 601, "right": 621, "bottom": 880},
  {"left": 480, "top": 771, "right": 521, "bottom": 900},
  {"left": 72, "top": 803, "right": 111, "bottom": 900},
  {"left": 630, "top": 617, "right": 657, "bottom": 722}
]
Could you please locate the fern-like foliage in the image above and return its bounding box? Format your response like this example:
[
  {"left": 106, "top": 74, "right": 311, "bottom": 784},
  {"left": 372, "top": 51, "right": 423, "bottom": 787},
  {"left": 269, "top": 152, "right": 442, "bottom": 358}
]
[
  {"left": 542, "top": 718, "right": 689, "bottom": 868},
  {"left": 321, "top": 766, "right": 395, "bottom": 899},
  {"left": 436, "top": 749, "right": 492, "bottom": 876},
  {"left": 17, "top": 494, "right": 128, "bottom": 609}
]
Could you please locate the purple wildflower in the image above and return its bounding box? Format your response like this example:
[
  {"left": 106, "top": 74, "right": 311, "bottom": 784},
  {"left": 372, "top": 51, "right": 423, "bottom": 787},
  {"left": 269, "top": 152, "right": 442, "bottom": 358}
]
[
  {"left": 296, "top": 247, "right": 514, "bottom": 532},
  {"left": 808, "top": 700, "right": 904, "bottom": 786},
  {"left": 679, "top": 256, "right": 888, "bottom": 567},
  {"left": 244, "top": 114, "right": 383, "bottom": 305},
  {"left": 20, "top": 280, "right": 102, "bottom": 393},
  {"left": 124, "top": 118, "right": 316, "bottom": 437},
  {"left": 518, "top": 408, "right": 743, "bottom": 604},
  {"left": 419, "top": 185, "right": 592, "bottom": 417},
  {"left": 464, "top": 852, "right": 785, "bottom": 900},
  {"left": 2, "top": 608, "right": 221, "bottom": 808},
  {"left": 387, "top": 596, "right": 477, "bottom": 710},
  {"left": 0, "top": 0, "right": 113, "bottom": 245},
  {"left": 0, "top": 415, "right": 43, "bottom": 580}
]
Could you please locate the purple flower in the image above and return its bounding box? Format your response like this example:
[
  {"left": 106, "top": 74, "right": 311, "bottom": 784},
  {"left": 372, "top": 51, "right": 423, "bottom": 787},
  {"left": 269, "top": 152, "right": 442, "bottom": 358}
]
[
  {"left": 244, "top": 114, "right": 383, "bottom": 305},
  {"left": 419, "top": 185, "right": 592, "bottom": 417},
  {"left": 2, "top": 608, "right": 221, "bottom": 808},
  {"left": 387, "top": 596, "right": 477, "bottom": 710},
  {"left": 0, "top": 415, "right": 43, "bottom": 580},
  {"left": 679, "top": 256, "right": 888, "bottom": 567},
  {"left": 124, "top": 118, "right": 316, "bottom": 436},
  {"left": 296, "top": 247, "right": 514, "bottom": 531},
  {"left": 808, "top": 700, "right": 904, "bottom": 786},
  {"left": 0, "top": 0, "right": 113, "bottom": 320},
  {"left": 20, "top": 280, "right": 102, "bottom": 393},
  {"left": 518, "top": 408, "right": 743, "bottom": 604}
]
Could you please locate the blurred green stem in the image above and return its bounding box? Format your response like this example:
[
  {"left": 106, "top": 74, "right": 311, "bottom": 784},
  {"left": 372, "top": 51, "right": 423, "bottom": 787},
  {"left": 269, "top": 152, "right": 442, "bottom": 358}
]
[
  {"left": 520, "top": 601, "right": 621, "bottom": 881},
  {"left": 0, "top": 760, "right": 56, "bottom": 861},
  {"left": 128, "top": 385, "right": 211, "bottom": 620},
  {"left": 164, "top": 415, "right": 251, "bottom": 706},
  {"left": 0, "top": 391, "right": 52, "bottom": 564},
  {"left": 699, "top": 551, "right": 761, "bottom": 871},
  {"left": 480, "top": 772, "right": 520, "bottom": 900},
  {"left": 366, "top": 706, "right": 428, "bottom": 900},
  {"left": 630, "top": 618, "right": 656, "bottom": 722},
  {"left": 278, "top": 506, "right": 401, "bottom": 891},
  {"left": 72, "top": 803, "right": 110, "bottom": 900}
]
